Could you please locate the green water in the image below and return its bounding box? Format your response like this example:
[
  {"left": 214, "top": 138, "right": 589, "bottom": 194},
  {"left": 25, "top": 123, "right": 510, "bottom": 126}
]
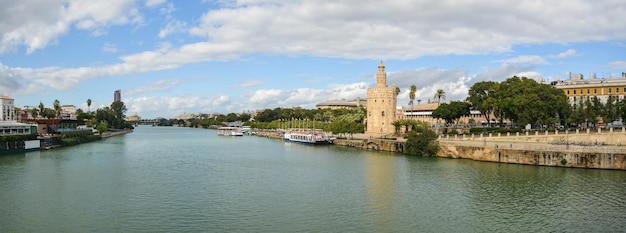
[{"left": 1, "top": 126, "right": 624, "bottom": 232}]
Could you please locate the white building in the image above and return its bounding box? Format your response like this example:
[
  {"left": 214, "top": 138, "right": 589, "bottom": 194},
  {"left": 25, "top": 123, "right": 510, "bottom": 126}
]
[
  {"left": 61, "top": 105, "right": 77, "bottom": 120},
  {"left": 0, "top": 96, "right": 34, "bottom": 136}
]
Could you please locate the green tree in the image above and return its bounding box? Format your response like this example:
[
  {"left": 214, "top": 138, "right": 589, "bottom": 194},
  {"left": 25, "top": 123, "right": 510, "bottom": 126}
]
[
  {"left": 404, "top": 121, "right": 438, "bottom": 156},
  {"left": 467, "top": 81, "right": 498, "bottom": 126},
  {"left": 96, "top": 122, "right": 108, "bottom": 133},
  {"left": 30, "top": 108, "right": 39, "bottom": 119},
  {"left": 431, "top": 101, "right": 470, "bottom": 125},
  {"left": 395, "top": 87, "right": 401, "bottom": 96},
  {"left": 110, "top": 101, "right": 128, "bottom": 128},
  {"left": 603, "top": 95, "right": 619, "bottom": 123},
  {"left": 329, "top": 119, "right": 363, "bottom": 139},
  {"left": 618, "top": 99, "right": 626, "bottom": 123},
  {"left": 87, "top": 99, "right": 92, "bottom": 113},
  {"left": 42, "top": 108, "right": 56, "bottom": 119},
  {"left": 497, "top": 76, "right": 569, "bottom": 128}
]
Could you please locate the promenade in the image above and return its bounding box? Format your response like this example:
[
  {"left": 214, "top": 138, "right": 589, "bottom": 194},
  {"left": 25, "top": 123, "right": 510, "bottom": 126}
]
[
  {"left": 438, "top": 127, "right": 626, "bottom": 154},
  {"left": 101, "top": 129, "right": 133, "bottom": 138}
]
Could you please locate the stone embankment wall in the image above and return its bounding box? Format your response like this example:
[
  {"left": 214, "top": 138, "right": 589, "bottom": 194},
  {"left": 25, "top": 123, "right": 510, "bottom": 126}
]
[
  {"left": 443, "top": 128, "right": 626, "bottom": 145},
  {"left": 255, "top": 130, "right": 283, "bottom": 139},
  {"left": 438, "top": 143, "right": 626, "bottom": 170},
  {"left": 254, "top": 129, "right": 626, "bottom": 170},
  {"left": 101, "top": 129, "right": 133, "bottom": 138},
  {"left": 333, "top": 139, "right": 405, "bottom": 153}
]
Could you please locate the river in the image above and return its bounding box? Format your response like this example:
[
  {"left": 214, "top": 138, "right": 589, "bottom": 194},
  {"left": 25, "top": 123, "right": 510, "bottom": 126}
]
[{"left": 1, "top": 126, "right": 624, "bottom": 232}]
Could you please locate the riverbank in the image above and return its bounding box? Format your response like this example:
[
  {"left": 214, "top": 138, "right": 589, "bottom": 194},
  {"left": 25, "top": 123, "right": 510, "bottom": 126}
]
[
  {"left": 253, "top": 129, "right": 626, "bottom": 170},
  {"left": 101, "top": 129, "right": 133, "bottom": 138}
]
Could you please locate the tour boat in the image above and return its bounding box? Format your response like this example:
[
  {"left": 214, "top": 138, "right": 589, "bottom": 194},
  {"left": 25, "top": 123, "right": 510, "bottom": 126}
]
[
  {"left": 283, "top": 129, "right": 332, "bottom": 145},
  {"left": 217, "top": 126, "right": 244, "bottom": 136}
]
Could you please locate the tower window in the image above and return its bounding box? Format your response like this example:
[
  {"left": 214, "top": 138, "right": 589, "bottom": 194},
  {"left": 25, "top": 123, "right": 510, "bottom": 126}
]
[{"left": 382, "top": 111, "right": 385, "bottom": 117}]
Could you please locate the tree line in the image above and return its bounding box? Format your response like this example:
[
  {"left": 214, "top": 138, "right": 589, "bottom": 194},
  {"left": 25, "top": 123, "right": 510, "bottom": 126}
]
[
  {"left": 28, "top": 99, "right": 131, "bottom": 132},
  {"left": 466, "top": 76, "right": 626, "bottom": 128}
]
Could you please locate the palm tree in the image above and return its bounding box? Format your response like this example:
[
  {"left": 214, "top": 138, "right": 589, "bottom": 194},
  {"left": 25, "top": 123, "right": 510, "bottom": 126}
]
[
  {"left": 53, "top": 99, "right": 61, "bottom": 118},
  {"left": 395, "top": 87, "right": 401, "bottom": 96},
  {"left": 87, "top": 99, "right": 92, "bottom": 113},
  {"left": 434, "top": 89, "right": 446, "bottom": 105},
  {"left": 408, "top": 85, "right": 417, "bottom": 118},
  {"left": 38, "top": 102, "right": 44, "bottom": 117}
]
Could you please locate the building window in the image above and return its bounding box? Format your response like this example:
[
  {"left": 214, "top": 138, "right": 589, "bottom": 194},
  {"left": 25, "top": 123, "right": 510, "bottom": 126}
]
[
  {"left": 567, "top": 90, "right": 570, "bottom": 95},
  {"left": 609, "top": 88, "right": 612, "bottom": 93},
  {"left": 587, "top": 89, "right": 590, "bottom": 94},
  {"left": 594, "top": 89, "right": 597, "bottom": 94},
  {"left": 382, "top": 111, "right": 385, "bottom": 116},
  {"left": 574, "top": 90, "right": 576, "bottom": 94}
]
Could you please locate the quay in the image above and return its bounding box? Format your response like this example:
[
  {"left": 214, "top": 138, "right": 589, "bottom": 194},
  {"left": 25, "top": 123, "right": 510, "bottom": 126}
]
[
  {"left": 101, "top": 129, "right": 133, "bottom": 138},
  {"left": 254, "top": 128, "right": 626, "bottom": 170}
]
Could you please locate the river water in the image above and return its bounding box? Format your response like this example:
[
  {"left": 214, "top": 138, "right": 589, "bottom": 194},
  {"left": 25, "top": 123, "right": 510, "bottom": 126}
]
[{"left": 1, "top": 126, "right": 624, "bottom": 232}]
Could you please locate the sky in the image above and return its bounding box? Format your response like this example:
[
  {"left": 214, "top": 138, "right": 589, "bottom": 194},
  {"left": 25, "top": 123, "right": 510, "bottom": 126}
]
[{"left": 1, "top": 0, "right": 625, "bottom": 119}]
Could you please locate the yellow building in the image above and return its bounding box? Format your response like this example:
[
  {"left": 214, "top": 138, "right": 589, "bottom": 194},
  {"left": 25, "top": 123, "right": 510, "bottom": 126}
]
[
  {"left": 315, "top": 98, "right": 366, "bottom": 110},
  {"left": 127, "top": 112, "right": 141, "bottom": 123},
  {"left": 554, "top": 72, "right": 626, "bottom": 107},
  {"left": 366, "top": 61, "right": 396, "bottom": 136}
]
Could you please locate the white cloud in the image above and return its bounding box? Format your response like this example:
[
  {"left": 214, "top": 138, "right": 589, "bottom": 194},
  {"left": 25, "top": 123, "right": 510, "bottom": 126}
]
[
  {"left": 473, "top": 64, "right": 537, "bottom": 82},
  {"left": 158, "top": 19, "right": 187, "bottom": 38},
  {"left": 245, "top": 82, "right": 368, "bottom": 110},
  {"left": 608, "top": 61, "right": 626, "bottom": 69},
  {"left": 125, "top": 95, "right": 214, "bottom": 118},
  {"left": 188, "top": 0, "right": 626, "bottom": 59},
  {"left": 499, "top": 55, "right": 549, "bottom": 64},
  {"left": 2, "top": 0, "right": 625, "bottom": 93},
  {"left": 102, "top": 42, "right": 118, "bottom": 53},
  {"left": 0, "top": 0, "right": 142, "bottom": 54},
  {"left": 550, "top": 48, "right": 577, "bottom": 58},
  {"left": 238, "top": 79, "right": 263, "bottom": 88},
  {"left": 125, "top": 79, "right": 180, "bottom": 96},
  {"left": 145, "top": 0, "right": 167, "bottom": 8}
]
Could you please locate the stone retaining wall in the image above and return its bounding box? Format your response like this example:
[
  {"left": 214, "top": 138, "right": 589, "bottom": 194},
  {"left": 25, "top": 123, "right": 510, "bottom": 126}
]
[{"left": 438, "top": 143, "right": 626, "bottom": 170}]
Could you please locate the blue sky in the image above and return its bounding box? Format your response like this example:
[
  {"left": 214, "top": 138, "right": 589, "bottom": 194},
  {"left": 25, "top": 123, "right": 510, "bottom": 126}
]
[{"left": 1, "top": 0, "right": 625, "bottom": 119}]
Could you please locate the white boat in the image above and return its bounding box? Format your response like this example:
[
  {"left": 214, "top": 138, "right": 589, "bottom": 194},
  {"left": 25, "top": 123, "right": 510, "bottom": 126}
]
[
  {"left": 217, "top": 127, "right": 244, "bottom": 136},
  {"left": 283, "top": 129, "right": 332, "bottom": 145}
]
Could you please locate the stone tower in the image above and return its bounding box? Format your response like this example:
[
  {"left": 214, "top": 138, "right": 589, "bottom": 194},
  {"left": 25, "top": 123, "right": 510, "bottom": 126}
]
[{"left": 366, "top": 61, "right": 397, "bottom": 136}]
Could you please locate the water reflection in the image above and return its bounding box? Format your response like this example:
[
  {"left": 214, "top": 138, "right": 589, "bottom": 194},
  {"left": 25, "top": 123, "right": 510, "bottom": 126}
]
[{"left": 365, "top": 152, "right": 397, "bottom": 232}]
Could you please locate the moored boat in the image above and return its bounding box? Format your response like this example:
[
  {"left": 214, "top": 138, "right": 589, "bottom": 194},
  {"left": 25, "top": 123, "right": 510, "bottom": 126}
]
[
  {"left": 283, "top": 129, "right": 332, "bottom": 145},
  {"left": 217, "top": 127, "right": 244, "bottom": 136}
]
